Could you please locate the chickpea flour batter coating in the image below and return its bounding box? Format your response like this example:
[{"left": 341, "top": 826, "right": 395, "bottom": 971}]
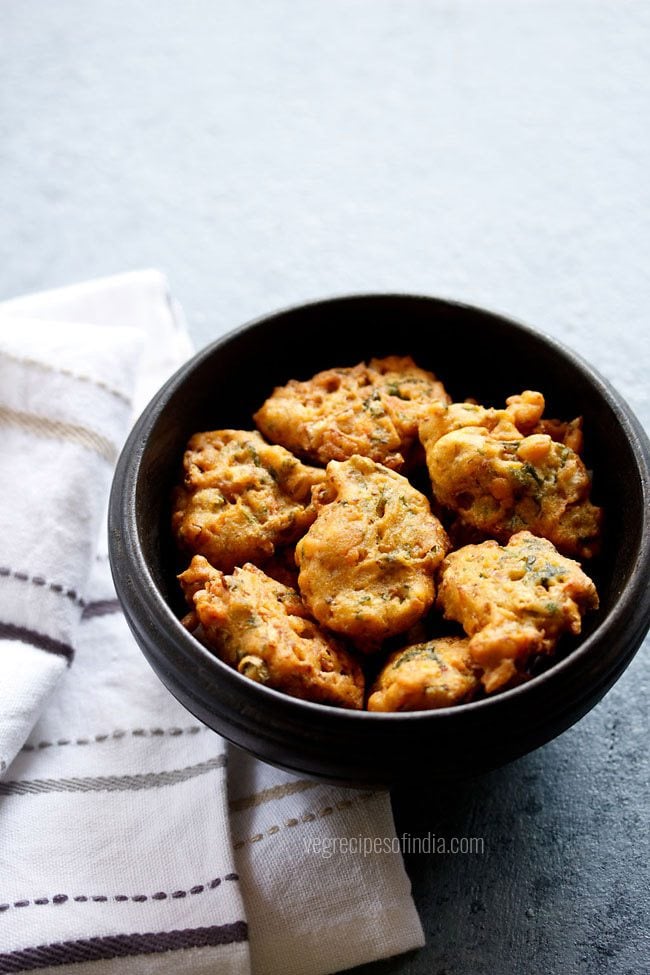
[
  {"left": 420, "top": 390, "right": 584, "bottom": 453},
  {"left": 296, "top": 455, "right": 450, "bottom": 650},
  {"left": 172, "top": 429, "right": 326, "bottom": 573},
  {"left": 506, "top": 392, "right": 584, "bottom": 453},
  {"left": 437, "top": 531, "right": 599, "bottom": 693},
  {"left": 259, "top": 544, "right": 300, "bottom": 590},
  {"left": 368, "top": 636, "right": 479, "bottom": 712},
  {"left": 420, "top": 392, "right": 601, "bottom": 560},
  {"left": 178, "top": 556, "right": 364, "bottom": 709},
  {"left": 254, "top": 356, "right": 450, "bottom": 471}
]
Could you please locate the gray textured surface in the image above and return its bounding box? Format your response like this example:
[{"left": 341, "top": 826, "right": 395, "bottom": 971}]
[{"left": 1, "top": 2, "right": 648, "bottom": 973}]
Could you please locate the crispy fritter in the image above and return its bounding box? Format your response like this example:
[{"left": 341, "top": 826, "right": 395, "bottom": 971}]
[
  {"left": 437, "top": 531, "right": 599, "bottom": 693},
  {"left": 178, "top": 556, "right": 364, "bottom": 709},
  {"left": 295, "top": 455, "right": 450, "bottom": 650},
  {"left": 367, "top": 636, "right": 479, "bottom": 712},
  {"left": 172, "top": 430, "right": 325, "bottom": 573},
  {"left": 420, "top": 399, "right": 516, "bottom": 446},
  {"left": 421, "top": 390, "right": 583, "bottom": 453},
  {"left": 254, "top": 356, "right": 450, "bottom": 471},
  {"left": 178, "top": 550, "right": 217, "bottom": 604},
  {"left": 503, "top": 390, "right": 546, "bottom": 432},
  {"left": 424, "top": 428, "right": 601, "bottom": 559},
  {"left": 505, "top": 392, "right": 584, "bottom": 453},
  {"left": 532, "top": 416, "right": 584, "bottom": 454},
  {"left": 420, "top": 393, "right": 601, "bottom": 559}
]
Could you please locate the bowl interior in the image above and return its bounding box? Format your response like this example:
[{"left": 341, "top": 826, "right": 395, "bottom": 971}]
[{"left": 138, "top": 296, "right": 642, "bottom": 652}]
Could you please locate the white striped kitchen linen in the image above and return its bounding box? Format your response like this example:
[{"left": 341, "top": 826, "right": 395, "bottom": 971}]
[{"left": 0, "top": 271, "right": 425, "bottom": 975}]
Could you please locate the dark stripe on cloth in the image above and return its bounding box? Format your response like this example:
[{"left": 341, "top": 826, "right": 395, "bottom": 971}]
[
  {"left": 0, "top": 875, "right": 239, "bottom": 914},
  {"left": 21, "top": 724, "right": 204, "bottom": 753},
  {"left": 0, "top": 922, "right": 248, "bottom": 972},
  {"left": 81, "top": 599, "right": 121, "bottom": 620},
  {"left": 0, "top": 623, "right": 74, "bottom": 662},
  {"left": 0, "top": 754, "right": 227, "bottom": 796},
  {"left": 0, "top": 566, "right": 85, "bottom": 607}
]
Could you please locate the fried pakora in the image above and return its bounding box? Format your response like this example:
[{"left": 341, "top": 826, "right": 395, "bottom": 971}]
[
  {"left": 367, "top": 636, "right": 479, "bottom": 711},
  {"left": 296, "top": 455, "right": 450, "bottom": 649},
  {"left": 254, "top": 356, "right": 450, "bottom": 471},
  {"left": 505, "top": 391, "right": 584, "bottom": 453},
  {"left": 173, "top": 363, "right": 604, "bottom": 713},
  {"left": 420, "top": 392, "right": 601, "bottom": 559},
  {"left": 172, "top": 429, "right": 325, "bottom": 573},
  {"left": 436, "top": 531, "right": 599, "bottom": 693},
  {"left": 420, "top": 390, "right": 583, "bottom": 451},
  {"left": 178, "top": 556, "right": 364, "bottom": 709}
]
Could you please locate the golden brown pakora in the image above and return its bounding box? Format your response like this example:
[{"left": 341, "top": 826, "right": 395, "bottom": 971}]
[
  {"left": 295, "top": 455, "right": 450, "bottom": 650},
  {"left": 178, "top": 556, "right": 364, "bottom": 709},
  {"left": 172, "top": 363, "right": 604, "bottom": 713},
  {"left": 172, "top": 429, "right": 325, "bottom": 573},
  {"left": 505, "top": 391, "right": 584, "bottom": 453},
  {"left": 418, "top": 398, "right": 515, "bottom": 446},
  {"left": 436, "top": 531, "right": 599, "bottom": 693},
  {"left": 420, "top": 393, "right": 601, "bottom": 559},
  {"left": 254, "top": 356, "right": 450, "bottom": 471},
  {"left": 420, "top": 390, "right": 583, "bottom": 449},
  {"left": 367, "top": 636, "right": 479, "bottom": 712}
]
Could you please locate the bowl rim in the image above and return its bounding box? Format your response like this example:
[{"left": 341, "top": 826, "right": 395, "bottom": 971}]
[{"left": 109, "top": 291, "right": 650, "bottom": 724}]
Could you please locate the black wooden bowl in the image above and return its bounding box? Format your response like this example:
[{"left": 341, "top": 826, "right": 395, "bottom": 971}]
[{"left": 108, "top": 294, "right": 650, "bottom": 787}]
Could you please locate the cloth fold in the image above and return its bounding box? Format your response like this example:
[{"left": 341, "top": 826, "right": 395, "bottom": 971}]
[
  {"left": 0, "top": 314, "right": 143, "bottom": 774},
  {"left": 0, "top": 271, "right": 424, "bottom": 975}
]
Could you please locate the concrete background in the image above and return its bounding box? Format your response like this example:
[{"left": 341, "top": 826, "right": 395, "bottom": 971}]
[{"left": 2, "top": 2, "right": 649, "bottom": 973}]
